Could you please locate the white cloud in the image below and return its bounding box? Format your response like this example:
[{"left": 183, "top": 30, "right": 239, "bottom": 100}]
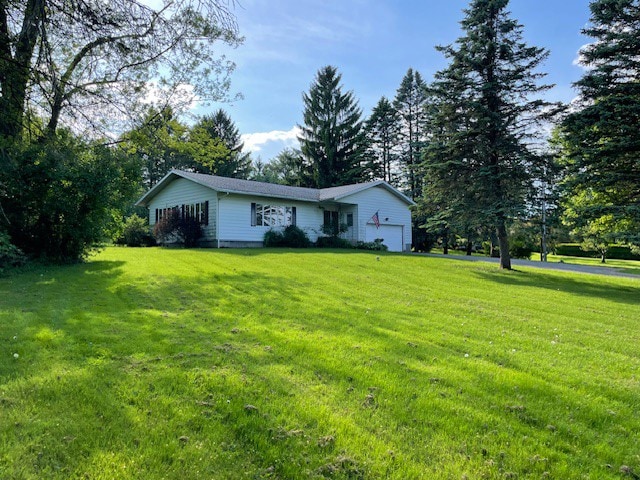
[{"left": 241, "top": 126, "right": 301, "bottom": 154}]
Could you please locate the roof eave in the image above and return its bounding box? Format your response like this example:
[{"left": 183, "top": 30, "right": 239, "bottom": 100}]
[
  {"left": 330, "top": 181, "right": 416, "bottom": 206},
  {"left": 134, "top": 170, "right": 182, "bottom": 207},
  {"left": 216, "top": 189, "right": 319, "bottom": 203}
]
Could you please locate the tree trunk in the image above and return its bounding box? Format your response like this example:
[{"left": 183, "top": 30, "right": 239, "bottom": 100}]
[
  {"left": 496, "top": 220, "right": 511, "bottom": 270},
  {"left": 466, "top": 239, "right": 473, "bottom": 256},
  {"left": 600, "top": 251, "right": 606, "bottom": 263},
  {"left": 0, "top": 0, "right": 45, "bottom": 138},
  {"left": 442, "top": 228, "right": 449, "bottom": 255}
]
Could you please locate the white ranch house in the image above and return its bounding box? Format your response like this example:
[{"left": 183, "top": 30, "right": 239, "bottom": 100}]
[{"left": 136, "top": 170, "right": 415, "bottom": 252}]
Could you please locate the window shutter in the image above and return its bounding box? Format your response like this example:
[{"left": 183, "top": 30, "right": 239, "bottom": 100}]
[
  {"left": 292, "top": 206, "right": 297, "bottom": 226},
  {"left": 251, "top": 203, "right": 256, "bottom": 226},
  {"left": 181, "top": 204, "right": 185, "bottom": 219},
  {"left": 155, "top": 209, "right": 159, "bottom": 223},
  {"left": 204, "top": 201, "right": 209, "bottom": 225}
]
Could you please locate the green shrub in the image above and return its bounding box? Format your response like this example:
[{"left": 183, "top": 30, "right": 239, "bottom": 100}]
[
  {"left": 153, "top": 209, "right": 203, "bottom": 247},
  {"left": 509, "top": 240, "right": 534, "bottom": 259},
  {"left": 1, "top": 134, "right": 140, "bottom": 262},
  {"left": 0, "top": 232, "right": 27, "bottom": 272},
  {"left": 355, "top": 239, "right": 388, "bottom": 251},
  {"left": 263, "top": 229, "right": 285, "bottom": 247},
  {"left": 120, "top": 215, "right": 155, "bottom": 247},
  {"left": 282, "top": 225, "right": 311, "bottom": 248},
  {"left": 315, "top": 236, "right": 353, "bottom": 249},
  {"left": 264, "top": 226, "right": 311, "bottom": 248},
  {"left": 555, "top": 243, "right": 640, "bottom": 260}
]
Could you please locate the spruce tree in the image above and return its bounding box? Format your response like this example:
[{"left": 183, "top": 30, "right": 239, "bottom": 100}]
[
  {"left": 422, "top": 0, "right": 555, "bottom": 269},
  {"left": 560, "top": 0, "right": 640, "bottom": 246},
  {"left": 364, "top": 97, "right": 400, "bottom": 184},
  {"left": 394, "top": 68, "right": 428, "bottom": 199},
  {"left": 189, "top": 110, "right": 253, "bottom": 179},
  {"left": 298, "top": 66, "right": 365, "bottom": 188}
]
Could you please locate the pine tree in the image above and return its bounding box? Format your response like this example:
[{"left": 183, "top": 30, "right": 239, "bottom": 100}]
[
  {"left": 422, "top": 0, "right": 555, "bottom": 269},
  {"left": 364, "top": 97, "right": 400, "bottom": 184},
  {"left": 560, "top": 0, "right": 640, "bottom": 246},
  {"left": 298, "top": 66, "right": 365, "bottom": 188},
  {"left": 394, "top": 68, "right": 428, "bottom": 199},
  {"left": 188, "top": 110, "right": 253, "bottom": 179}
]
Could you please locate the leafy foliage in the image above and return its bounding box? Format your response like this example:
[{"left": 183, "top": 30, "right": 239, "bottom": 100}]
[
  {"left": 263, "top": 225, "right": 311, "bottom": 248},
  {"left": 315, "top": 236, "right": 353, "bottom": 249},
  {"left": 251, "top": 149, "right": 312, "bottom": 187},
  {"left": 0, "top": 232, "right": 27, "bottom": 272},
  {"left": 153, "top": 209, "right": 203, "bottom": 248},
  {"left": 119, "top": 215, "right": 155, "bottom": 247},
  {"left": 298, "top": 66, "right": 366, "bottom": 188},
  {"left": 355, "top": 239, "right": 388, "bottom": 251},
  {"left": 186, "top": 110, "right": 253, "bottom": 179},
  {"left": 121, "top": 107, "right": 191, "bottom": 189},
  {"left": 559, "top": 0, "right": 640, "bottom": 247},
  {"left": 0, "top": 0, "right": 241, "bottom": 139},
  {"left": 0, "top": 134, "right": 141, "bottom": 262}
]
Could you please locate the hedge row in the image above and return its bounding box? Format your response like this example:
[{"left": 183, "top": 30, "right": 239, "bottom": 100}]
[{"left": 554, "top": 243, "right": 640, "bottom": 260}]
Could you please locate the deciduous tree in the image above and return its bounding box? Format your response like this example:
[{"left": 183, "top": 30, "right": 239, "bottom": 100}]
[{"left": 0, "top": 0, "right": 241, "bottom": 140}]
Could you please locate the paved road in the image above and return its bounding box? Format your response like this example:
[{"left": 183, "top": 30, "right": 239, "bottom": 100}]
[{"left": 415, "top": 253, "right": 640, "bottom": 280}]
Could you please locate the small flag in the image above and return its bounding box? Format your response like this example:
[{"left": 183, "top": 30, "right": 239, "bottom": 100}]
[{"left": 371, "top": 211, "right": 380, "bottom": 229}]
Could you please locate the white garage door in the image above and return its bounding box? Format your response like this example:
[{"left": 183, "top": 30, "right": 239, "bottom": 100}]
[{"left": 365, "top": 225, "right": 404, "bottom": 252}]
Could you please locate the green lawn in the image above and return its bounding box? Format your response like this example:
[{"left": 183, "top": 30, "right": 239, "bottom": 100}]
[
  {"left": 536, "top": 254, "right": 640, "bottom": 275},
  {"left": 1, "top": 247, "right": 639, "bottom": 479},
  {"left": 430, "top": 248, "right": 640, "bottom": 276}
]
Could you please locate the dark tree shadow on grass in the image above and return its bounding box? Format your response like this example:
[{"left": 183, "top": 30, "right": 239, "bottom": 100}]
[{"left": 472, "top": 268, "right": 640, "bottom": 306}]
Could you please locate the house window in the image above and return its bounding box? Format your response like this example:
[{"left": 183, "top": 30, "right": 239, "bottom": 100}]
[
  {"left": 251, "top": 203, "right": 296, "bottom": 227},
  {"left": 323, "top": 210, "right": 339, "bottom": 228},
  {"left": 346, "top": 213, "right": 354, "bottom": 227},
  {"left": 155, "top": 201, "right": 208, "bottom": 225}
]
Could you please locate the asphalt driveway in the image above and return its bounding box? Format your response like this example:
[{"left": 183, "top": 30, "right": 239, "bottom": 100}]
[{"left": 415, "top": 253, "right": 640, "bottom": 280}]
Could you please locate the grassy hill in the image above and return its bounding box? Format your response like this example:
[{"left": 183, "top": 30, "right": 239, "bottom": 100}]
[{"left": 1, "top": 248, "right": 638, "bottom": 479}]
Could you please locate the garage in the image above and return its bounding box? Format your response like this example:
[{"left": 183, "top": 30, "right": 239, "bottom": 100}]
[{"left": 365, "top": 224, "right": 404, "bottom": 252}]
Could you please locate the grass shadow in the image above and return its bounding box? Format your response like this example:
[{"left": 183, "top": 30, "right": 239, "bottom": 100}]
[{"left": 472, "top": 267, "right": 640, "bottom": 306}]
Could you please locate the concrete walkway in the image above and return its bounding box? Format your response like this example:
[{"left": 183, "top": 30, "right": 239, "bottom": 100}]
[{"left": 415, "top": 253, "right": 640, "bottom": 280}]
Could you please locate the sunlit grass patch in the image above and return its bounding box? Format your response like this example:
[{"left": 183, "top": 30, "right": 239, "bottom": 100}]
[{"left": 1, "top": 247, "right": 638, "bottom": 479}]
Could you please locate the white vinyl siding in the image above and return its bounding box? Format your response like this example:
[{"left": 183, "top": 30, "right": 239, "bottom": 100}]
[
  {"left": 147, "top": 178, "right": 217, "bottom": 240},
  {"left": 339, "top": 186, "right": 412, "bottom": 251},
  {"left": 365, "top": 224, "right": 404, "bottom": 252},
  {"left": 218, "top": 194, "right": 324, "bottom": 243}
]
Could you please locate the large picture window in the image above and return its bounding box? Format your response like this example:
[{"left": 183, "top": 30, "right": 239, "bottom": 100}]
[
  {"left": 251, "top": 203, "right": 296, "bottom": 227},
  {"left": 155, "top": 201, "right": 208, "bottom": 225}
]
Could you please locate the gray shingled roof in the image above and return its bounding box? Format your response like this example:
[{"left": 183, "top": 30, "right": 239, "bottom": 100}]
[
  {"left": 136, "top": 169, "right": 415, "bottom": 206},
  {"left": 177, "top": 170, "right": 321, "bottom": 202}
]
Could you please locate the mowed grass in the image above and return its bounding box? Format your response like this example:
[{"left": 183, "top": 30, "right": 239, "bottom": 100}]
[
  {"left": 537, "top": 254, "right": 640, "bottom": 276},
  {"left": 1, "top": 248, "right": 639, "bottom": 479}
]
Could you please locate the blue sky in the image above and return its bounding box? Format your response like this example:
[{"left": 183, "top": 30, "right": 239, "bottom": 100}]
[{"left": 198, "top": 0, "right": 593, "bottom": 161}]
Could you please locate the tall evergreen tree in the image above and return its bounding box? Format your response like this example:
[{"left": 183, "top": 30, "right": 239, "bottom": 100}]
[
  {"left": 422, "top": 0, "right": 555, "bottom": 269},
  {"left": 394, "top": 68, "right": 428, "bottom": 199},
  {"left": 560, "top": 0, "right": 640, "bottom": 247},
  {"left": 188, "top": 110, "right": 253, "bottom": 179},
  {"left": 364, "top": 97, "right": 400, "bottom": 184},
  {"left": 298, "top": 66, "right": 365, "bottom": 188}
]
